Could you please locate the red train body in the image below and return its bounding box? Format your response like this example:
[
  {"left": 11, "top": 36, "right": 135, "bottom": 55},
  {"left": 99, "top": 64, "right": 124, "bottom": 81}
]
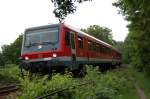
[{"left": 20, "top": 23, "right": 122, "bottom": 74}]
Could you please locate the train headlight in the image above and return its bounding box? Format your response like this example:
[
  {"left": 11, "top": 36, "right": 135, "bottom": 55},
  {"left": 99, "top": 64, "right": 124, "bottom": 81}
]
[
  {"left": 25, "top": 56, "right": 29, "bottom": 60},
  {"left": 52, "top": 53, "right": 57, "bottom": 57}
]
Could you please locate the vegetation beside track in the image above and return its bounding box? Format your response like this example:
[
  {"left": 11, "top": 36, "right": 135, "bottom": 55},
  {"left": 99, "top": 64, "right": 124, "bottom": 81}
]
[
  {"left": 0, "top": 64, "right": 20, "bottom": 85},
  {"left": 1, "top": 64, "right": 150, "bottom": 99},
  {"left": 16, "top": 66, "right": 137, "bottom": 99},
  {"left": 0, "top": 64, "right": 20, "bottom": 98}
]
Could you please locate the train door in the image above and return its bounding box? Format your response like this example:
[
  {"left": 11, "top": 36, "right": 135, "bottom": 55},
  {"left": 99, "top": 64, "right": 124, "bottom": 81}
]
[{"left": 70, "top": 31, "right": 76, "bottom": 62}]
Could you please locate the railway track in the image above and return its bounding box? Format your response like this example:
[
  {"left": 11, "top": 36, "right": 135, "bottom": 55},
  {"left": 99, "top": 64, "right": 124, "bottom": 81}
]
[{"left": 0, "top": 84, "right": 20, "bottom": 98}]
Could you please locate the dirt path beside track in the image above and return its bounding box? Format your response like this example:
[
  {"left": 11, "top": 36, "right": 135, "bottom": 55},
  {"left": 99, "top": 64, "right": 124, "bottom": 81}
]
[
  {"left": 135, "top": 83, "right": 146, "bottom": 99},
  {"left": 123, "top": 65, "right": 147, "bottom": 99},
  {"left": 130, "top": 75, "right": 146, "bottom": 99}
]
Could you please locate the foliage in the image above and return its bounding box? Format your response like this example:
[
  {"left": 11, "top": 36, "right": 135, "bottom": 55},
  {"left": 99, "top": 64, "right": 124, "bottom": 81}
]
[
  {"left": 114, "top": 41, "right": 131, "bottom": 63},
  {"left": 17, "top": 66, "right": 132, "bottom": 99},
  {"left": 114, "top": 41, "right": 124, "bottom": 52},
  {"left": 18, "top": 73, "right": 75, "bottom": 99},
  {"left": 74, "top": 67, "right": 122, "bottom": 99},
  {"left": 0, "top": 52, "right": 5, "bottom": 67},
  {"left": 1, "top": 35, "right": 22, "bottom": 65},
  {"left": 0, "top": 64, "right": 140, "bottom": 99},
  {"left": 0, "top": 64, "right": 20, "bottom": 84},
  {"left": 0, "top": 64, "right": 143, "bottom": 99},
  {"left": 114, "top": 0, "right": 150, "bottom": 76},
  {"left": 51, "top": 0, "right": 92, "bottom": 21},
  {"left": 81, "top": 25, "right": 114, "bottom": 45}
]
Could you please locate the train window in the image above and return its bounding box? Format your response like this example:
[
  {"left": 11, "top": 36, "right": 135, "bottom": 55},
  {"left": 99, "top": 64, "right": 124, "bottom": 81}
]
[
  {"left": 91, "top": 42, "right": 93, "bottom": 51},
  {"left": 99, "top": 45, "right": 101, "bottom": 52},
  {"left": 105, "top": 47, "right": 107, "bottom": 53},
  {"left": 78, "top": 36, "right": 83, "bottom": 48},
  {"left": 110, "top": 49, "right": 112, "bottom": 55},
  {"left": 104, "top": 47, "right": 106, "bottom": 53},
  {"left": 91, "top": 42, "right": 94, "bottom": 51},
  {"left": 100, "top": 46, "right": 103, "bottom": 52},
  {"left": 65, "top": 32, "right": 70, "bottom": 47},
  {"left": 88, "top": 41, "right": 90, "bottom": 50},
  {"left": 106, "top": 47, "right": 108, "bottom": 53},
  {"left": 102, "top": 46, "right": 105, "bottom": 53},
  {"left": 108, "top": 48, "right": 111, "bottom": 54},
  {"left": 93, "top": 42, "right": 96, "bottom": 51},
  {"left": 98, "top": 44, "right": 100, "bottom": 52},
  {"left": 106, "top": 48, "right": 109, "bottom": 54},
  {"left": 96, "top": 44, "right": 99, "bottom": 52},
  {"left": 71, "top": 33, "right": 75, "bottom": 49},
  {"left": 88, "top": 40, "right": 92, "bottom": 50}
]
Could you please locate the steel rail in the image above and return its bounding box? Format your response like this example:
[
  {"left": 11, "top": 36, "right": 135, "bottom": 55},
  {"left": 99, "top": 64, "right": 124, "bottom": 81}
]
[{"left": 0, "top": 84, "right": 20, "bottom": 95}]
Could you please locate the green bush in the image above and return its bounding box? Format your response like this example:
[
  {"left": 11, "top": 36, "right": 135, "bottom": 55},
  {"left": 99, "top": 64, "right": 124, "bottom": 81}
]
[
  {"left": 0, "top": 64, "right": 20, "bottom": 84},
  {"left": 74, "top": 66, "right": 132, "bottom": 99},
  {"left": 17, "top": 66, "right": 133, "bottom": 99},
  {"left": 17, "top": 73, "right": 76, "bottom": 99}
]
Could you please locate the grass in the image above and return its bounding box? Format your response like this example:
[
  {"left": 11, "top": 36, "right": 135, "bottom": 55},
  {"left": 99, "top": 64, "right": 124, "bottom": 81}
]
[{"left": 117, "top": 87, "right": 139, "bottom": 99}]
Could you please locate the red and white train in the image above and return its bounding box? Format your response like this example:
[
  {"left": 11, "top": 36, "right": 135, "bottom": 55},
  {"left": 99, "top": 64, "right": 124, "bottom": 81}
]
[{"left": 20, "top": 23, "right": 122, "bottom": 75}]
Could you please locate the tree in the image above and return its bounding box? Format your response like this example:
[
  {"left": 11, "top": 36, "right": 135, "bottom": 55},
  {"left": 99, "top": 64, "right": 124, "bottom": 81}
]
[
  {"left": 51, "top": 0, "right": 92, "bottom": 21},
  {"left": 0, "top": 52, "right": 5, "bottom": 67},
  {"left": 81, "top": 25, "right": 114, "bottom": 45},
  {"left": 1, "top": 35, "right": 23, "bottom": 65},
  {"left": 114, "top": 0, "right": 150, "bottom": 76},
  {"left": 114, "top": 41, "right": 131, "bottom": 64}
]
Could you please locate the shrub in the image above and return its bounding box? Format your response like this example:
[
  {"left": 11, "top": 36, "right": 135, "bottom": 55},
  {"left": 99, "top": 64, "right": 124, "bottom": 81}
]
[
  {"left": 0, "top": 64, "right": 20, "bottom": 84},
  {"left": 17, "top": 66, "right": 133, "bottom": 99},
  {"left": 17, "top": 73, "right": 76, "bottom": 99}
]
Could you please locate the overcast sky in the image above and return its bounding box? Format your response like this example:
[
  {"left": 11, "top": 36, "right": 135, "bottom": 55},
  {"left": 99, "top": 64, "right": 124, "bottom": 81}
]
[{"left": 0, "top": 0, "right": 128, "bottom": 48}]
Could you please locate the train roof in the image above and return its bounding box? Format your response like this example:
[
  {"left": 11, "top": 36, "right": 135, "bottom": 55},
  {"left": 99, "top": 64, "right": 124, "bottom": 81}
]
[
  {"left": 25, "top": 24, "right": 60, "bottom": 32},
  {"left": 64, "top": 24, "right": 120, "bottom": 54}
]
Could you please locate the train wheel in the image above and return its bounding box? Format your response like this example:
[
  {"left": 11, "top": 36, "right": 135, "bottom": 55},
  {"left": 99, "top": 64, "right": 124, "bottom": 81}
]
[
  {"left": 48, "top": 67, "right": 52, "bottom": 79},
  {"left": 71, "top": 65, "right": 87, "bottom": 78},
  {"left": 98, "top": 64, "right": 108, "bottom": 72},
  {"left": 19, "top": 65, "right": 25, "bottom": 79},
  {"left": 78, "top": 65, "right": 87, "bottom": 77}
]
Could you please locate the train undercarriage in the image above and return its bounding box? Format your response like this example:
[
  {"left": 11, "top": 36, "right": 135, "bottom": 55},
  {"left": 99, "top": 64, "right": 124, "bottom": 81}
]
[{"left": 20, "top": 59, "right": 122, "bottom": 78}]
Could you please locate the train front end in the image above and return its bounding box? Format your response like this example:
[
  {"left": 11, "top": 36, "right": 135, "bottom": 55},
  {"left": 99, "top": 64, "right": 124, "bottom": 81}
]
[{"left": 20, "top": 24, "right": 62, "bottom": 74}]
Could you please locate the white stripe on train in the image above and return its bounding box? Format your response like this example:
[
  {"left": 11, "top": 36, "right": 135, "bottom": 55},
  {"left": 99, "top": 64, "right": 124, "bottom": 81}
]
[{"left": 24, "top": 56, "right": 121, "bottom": 63}]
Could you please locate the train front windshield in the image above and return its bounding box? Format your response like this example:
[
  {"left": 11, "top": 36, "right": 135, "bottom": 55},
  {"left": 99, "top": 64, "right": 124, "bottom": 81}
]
[
  {"left": 22, "top": 25, "right": 60, "bottom": 54},
  {"left": 25, "top": 27, "right": 59, "bottom": 47}
]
